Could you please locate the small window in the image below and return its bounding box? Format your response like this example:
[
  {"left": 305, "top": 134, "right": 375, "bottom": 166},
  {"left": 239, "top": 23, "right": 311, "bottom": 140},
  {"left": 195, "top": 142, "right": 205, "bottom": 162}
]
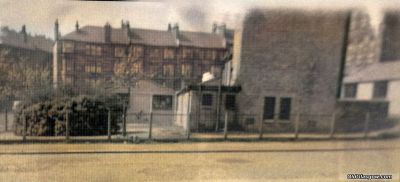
[
  {"left": 162, "top": 64, "right": 174, "bottom": 77},
  {"left": 181, "top": 64, "right": 192, "bottom": 77},
  {"left": 115, "top": 47, "right": 125, "bottom": 57},
  {"left": 225, "top": 95, "right": 236, "bottom": 110},
  {"left": 263, "top": 97, "right": 275, "bottom": 120},
  {"left": 202, "top": 94, "right": 213, "bottom": 106},
  {"left": 279, "top": 97, "right": 291, "bottom": 120},
  {"left": 344, "top": 83, "right": 357, "bottom": 98},
  {"left": 152, "top": 95, "right": 173, "bottom": 110},
  {"left": 373, "top": 81, "right": 388, "bottom": 98}
]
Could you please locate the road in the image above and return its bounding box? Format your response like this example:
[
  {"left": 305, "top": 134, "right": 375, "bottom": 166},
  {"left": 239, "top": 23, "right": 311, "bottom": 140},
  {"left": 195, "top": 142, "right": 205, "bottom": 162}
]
[{"left": 0, "top": 139, "right": 399, "bottom": 182}]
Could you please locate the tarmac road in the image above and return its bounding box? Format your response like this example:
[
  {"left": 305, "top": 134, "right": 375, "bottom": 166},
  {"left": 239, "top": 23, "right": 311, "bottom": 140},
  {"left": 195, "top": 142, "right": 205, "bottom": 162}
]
[{"left": 0, "top": 139, "right": 398, "bottom": 182}]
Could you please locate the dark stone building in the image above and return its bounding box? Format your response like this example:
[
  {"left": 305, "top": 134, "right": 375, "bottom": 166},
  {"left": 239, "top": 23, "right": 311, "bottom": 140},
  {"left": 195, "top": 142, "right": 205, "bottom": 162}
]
[
  {"left": 53, "top": 20, "right": 233, "bottom": 90},
  {"left": 225, "top": 9, "right": 351, "bottom": 131}
]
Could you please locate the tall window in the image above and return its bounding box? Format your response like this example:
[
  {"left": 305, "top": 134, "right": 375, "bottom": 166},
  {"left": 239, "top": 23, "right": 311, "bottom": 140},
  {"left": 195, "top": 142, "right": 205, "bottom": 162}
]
[
  {"left": 225, "top": 95, "right": 236, "bottom": 110},
  {"left": 162, "top": 64, "right": 174, "bottom": 77},
  {"left": 181, "top": 64, "right": 192, "bottom": 77},
  {"left": 133, "top": 46, "right": 144, "bottom": 58},
  {"left": 263, "top": 97, "right": 275, "bottom": 120},
  {"left": 202, "top": 94, "right": 213, "bottom": 106},
  {"left": 182, "top": 48, "right": 192, "bottom": 59},
  {"left": 373, "top": 81, "right": 388, "bottom": 98},
  {"left": 131, "top": 63, "right": 141, "bottom": 74},
  {"left": 279, "top": 98, "right": 291, "bottom": 120},
  {"left": 85, "top": 45, "right": 102, "bottom": 56},
  {"left": 344, "top": 83, "right": 358, "bottom": 98}
]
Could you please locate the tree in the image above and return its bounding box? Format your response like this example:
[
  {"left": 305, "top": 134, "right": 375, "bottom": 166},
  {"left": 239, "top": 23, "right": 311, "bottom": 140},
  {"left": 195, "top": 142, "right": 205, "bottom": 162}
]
[{"left": 0, "top": 49, "right": 52, "bottom": 106}]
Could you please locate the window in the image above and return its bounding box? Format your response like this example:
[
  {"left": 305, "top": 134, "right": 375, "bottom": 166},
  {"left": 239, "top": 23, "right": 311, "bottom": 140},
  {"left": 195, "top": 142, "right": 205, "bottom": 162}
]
[
  {"left": 181, "top": 64, "right": 192, "bottom": 77},
  {"left": 344, "top": 83, "right": 358, "bottom": 98},
  {"left": 85, "top": 45, "right": 102, "bottom": 56},
  {"left": 63, "top": 42, "right": 74, "bottom": 53},
  {"left": 148, "top": 48, "right": 162, "bottom": 58},
  {"left": 164, "top": 48, "right": 175, "bottom": 59},
  {"left": 115, "top": 47, "right": 125, "bottom": 57},
  {"left": 162, "top": 64, "right": 174, "bottom": 77},
  {"left": 263, "top": 97, "right": 275, "bottom": 120},
  {"left": 182, "top": 48, "right": 192, "bottom": 59},
  {"left": 225, "top": 95, "right": 236, "bottom": 110},
  {"left": 279, "top": 98, "right": 291, "bottom": 120},
  {"left": 131, "top": 63, "right": 141, "bottom": 74},
  {"left": 133, "top": 46, "right": 144, "bottom": 57},
  {"left": 152, "top": 95, "right": 173, "bottom": 110},
  {"left": 373, "top": 81, "right": 388, "bottom": 98},
  {"left": 202, "top": 94, "right": 213, "bottom": 106}
]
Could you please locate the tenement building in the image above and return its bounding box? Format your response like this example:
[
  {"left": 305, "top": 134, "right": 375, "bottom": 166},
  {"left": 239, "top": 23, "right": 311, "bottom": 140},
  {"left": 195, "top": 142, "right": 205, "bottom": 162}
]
[
  {"left": 53, "top": 20, "right": 233, "bottom": 91},
  {"left": 0, "top": 25, "right": 53, "bottom": 72}
]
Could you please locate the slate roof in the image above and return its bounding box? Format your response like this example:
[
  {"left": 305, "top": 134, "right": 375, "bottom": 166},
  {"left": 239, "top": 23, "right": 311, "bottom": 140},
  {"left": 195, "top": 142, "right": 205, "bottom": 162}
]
[
  {"left": 344, "top": 61, "right": 400, "bottom": 83},
  {"left": 0, "top": 26, "right": 54, "bottom": 53},
  {"left": 61, "top": 26, "right": 230, "bottom": 49}
]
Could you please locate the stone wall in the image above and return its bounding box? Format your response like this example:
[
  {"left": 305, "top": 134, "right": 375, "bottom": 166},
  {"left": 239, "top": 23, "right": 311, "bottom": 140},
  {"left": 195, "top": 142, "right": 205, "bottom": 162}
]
[{"left": 232, "top": 9, "right": 349, "bottom": 131}]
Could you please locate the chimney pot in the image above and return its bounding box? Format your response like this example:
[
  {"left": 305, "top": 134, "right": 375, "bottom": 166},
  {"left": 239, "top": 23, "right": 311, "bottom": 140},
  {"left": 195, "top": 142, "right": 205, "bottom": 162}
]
[
  {"left": 75, "top": 21, "right": 79, "bottom": 32},
  {"left": 54, "top": 19, "right": 60, "bottom": 41}
]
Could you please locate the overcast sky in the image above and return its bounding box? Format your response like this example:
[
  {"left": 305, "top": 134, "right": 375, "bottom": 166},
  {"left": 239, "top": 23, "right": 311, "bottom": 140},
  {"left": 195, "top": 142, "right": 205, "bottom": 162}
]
[{"left": 0, "top": 0, "right": 399, "bottom": 39}]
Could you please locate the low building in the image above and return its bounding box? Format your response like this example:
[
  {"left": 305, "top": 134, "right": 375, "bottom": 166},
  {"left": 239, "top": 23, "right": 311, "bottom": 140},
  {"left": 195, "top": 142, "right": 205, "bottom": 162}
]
[
  {"left": 343, "top": 61, "right": 400, "bottom": 118},
  {"left": 128, "top": 80, "right": 176, "bottom": 125}
]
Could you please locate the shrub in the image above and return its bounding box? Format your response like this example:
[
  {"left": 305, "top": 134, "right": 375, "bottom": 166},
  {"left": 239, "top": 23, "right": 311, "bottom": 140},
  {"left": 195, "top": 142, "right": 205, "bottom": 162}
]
[{"left": 14, "top": 95, "right": 122, "bottom": 136}]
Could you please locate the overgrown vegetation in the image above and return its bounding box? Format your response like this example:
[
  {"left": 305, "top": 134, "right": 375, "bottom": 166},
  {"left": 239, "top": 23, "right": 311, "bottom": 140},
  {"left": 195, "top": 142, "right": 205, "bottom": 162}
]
[{"left": 14, "top": 95, "right": 123, "bottom": 136}]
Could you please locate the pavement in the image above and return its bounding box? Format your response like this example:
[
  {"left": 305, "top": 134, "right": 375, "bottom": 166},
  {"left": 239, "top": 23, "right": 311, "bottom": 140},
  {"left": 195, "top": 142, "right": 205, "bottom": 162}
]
[{"left": 0, "top": 139, "right": 399, "bottom": 182}]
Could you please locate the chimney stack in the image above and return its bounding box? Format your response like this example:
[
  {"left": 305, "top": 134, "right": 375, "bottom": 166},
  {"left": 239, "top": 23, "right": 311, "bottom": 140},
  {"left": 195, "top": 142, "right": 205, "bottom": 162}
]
[
  {"left": 104, "top": 22, "right": 112, "bottom": 43},
  {"left": 212, "top": 23, "right": 217, "bottom": 33},
  {"left": 21, "top": 25, "right": 27, "bottom": 43},
  {"left": 168, "top": 23, "right": 172, "bottom": 31},
  {"left": 121, "top": 19, "right": 126, "bottom": 29},
  {"left": 75, "top": 21, "right": 79, "bottom": 32},
  {"left": 54, "top": 19, "right": 60, "bottom": 41},
  {"left": 172, "top": 23, "right": 179, "bottom": 39},
  {"left": 216, "top": 23, "right": 226, "bottom": 36}
]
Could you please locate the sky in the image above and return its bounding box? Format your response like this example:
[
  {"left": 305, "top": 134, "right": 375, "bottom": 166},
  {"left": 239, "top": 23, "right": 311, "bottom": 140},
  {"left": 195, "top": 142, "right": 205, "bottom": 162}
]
[{"left": 0, "top": 0, "right": 399, "bottom": 39}]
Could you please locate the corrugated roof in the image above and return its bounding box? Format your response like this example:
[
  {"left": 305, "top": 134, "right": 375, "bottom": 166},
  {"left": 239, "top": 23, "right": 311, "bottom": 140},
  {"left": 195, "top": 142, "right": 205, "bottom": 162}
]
[
  {"left": 0, "top": 26, "right": 54, "bottom": 53},
  {"left": 344, "top": 61, "right": 400, "bottom": 83},
  {"left": 61, "top": 25, "right": 230, "bottom": 48}
]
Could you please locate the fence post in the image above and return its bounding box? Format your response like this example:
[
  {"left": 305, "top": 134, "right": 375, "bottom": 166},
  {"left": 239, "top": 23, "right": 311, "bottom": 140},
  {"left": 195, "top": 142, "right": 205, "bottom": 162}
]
[
  {"left": 23, "top": 111, "right": 26, "bottom": 142},
  {"left": 258, "top": 117, "right": 264, "bottom": 140},
  {"left": 329, "top": 112, "right": 336, "bottom": 139},
  {"left": 5, "top": 108, "right": 8, "bottom": 132},
  {"left": 223, "top": 111, "right": 228, "bottom": 140},
  {"left": 107, "top": 109, "right": 111, "bottom": 141},
  {"left": 186, "top": 112, "right": 191, "bottom": 140},
  {"left": 66, "top": 111, "right": 70, "bottom": 141},
  {"left": 148, "top": 112, "right": 153, "bottom": 140},
  {"left": 294, "top": 113, "right": 300, "bottom": 140},
  {"left": 363, "top": 112, "right": 370, "bottom": 139},
  {"left": 122, "top": 104, "right": 127, "bottom": 137}
]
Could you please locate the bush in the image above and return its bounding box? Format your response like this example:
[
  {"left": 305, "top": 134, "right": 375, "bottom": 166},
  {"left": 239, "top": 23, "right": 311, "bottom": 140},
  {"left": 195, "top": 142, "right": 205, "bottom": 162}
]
[{"left": 14, "top": 95, "right": 122, "bottom": 136}]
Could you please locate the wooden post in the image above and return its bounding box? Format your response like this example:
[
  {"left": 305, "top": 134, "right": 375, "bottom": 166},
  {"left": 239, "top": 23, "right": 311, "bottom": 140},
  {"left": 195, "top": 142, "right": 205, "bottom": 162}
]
[
  {"left": 5, "top": 108, "right": 8, "bottom": 132},
  {"left": 329, "top": 112, "right": 336, "bottom": 139},
  {"left": 363, "top": 112, "right": 370, "bottom": 139},
  {"left": 148, "top": 112, "right": 153, "bottom": 140},
  {"left": 122, "top": 103, "right": 127, "bottom": 137},
  {"left": 186, "top": 112, "right": 191, "bottom": 140},
  {"left": 294, "top": 113, "right": 300, "bottom": 140},
  {"left": 66, "top": 111, "right": 70, "bottom": 141},
  {"left": 107, "top": 109, "right": 111, "bottom": 141},
  {"left": 22, "top": 111, "right": 26, "bottom": 142},
  {"left": 223, "top": 111, "right": 228, "bottom": 140},
  {"left": 258, "top": 117, "right": 264, "bottom": 139}
]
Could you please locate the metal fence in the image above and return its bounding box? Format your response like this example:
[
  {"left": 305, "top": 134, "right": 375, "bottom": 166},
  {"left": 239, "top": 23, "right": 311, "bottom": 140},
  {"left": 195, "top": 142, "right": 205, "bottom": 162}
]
[{"left": 0, "top": 108, "right": 396, "bottom": 142}]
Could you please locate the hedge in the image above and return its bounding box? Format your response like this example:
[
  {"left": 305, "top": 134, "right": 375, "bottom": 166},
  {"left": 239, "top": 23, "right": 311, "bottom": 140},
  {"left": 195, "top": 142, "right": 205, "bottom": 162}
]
[{"left": 14, "top": 96, "right": 122, "bottom": 136}]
